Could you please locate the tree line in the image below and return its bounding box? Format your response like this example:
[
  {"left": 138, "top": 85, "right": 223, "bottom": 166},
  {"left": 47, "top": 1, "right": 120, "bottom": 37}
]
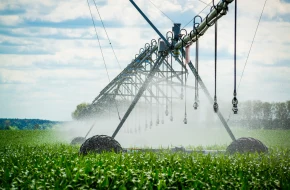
[
  {"left": 0, "top": 119, "right": 61, "bottom": 130},
  {"left": 71, "top": 99, "right": 130, "bottom": 120},
  {"left": 229, "top": 100, "right": 290, "bottom": 130}
]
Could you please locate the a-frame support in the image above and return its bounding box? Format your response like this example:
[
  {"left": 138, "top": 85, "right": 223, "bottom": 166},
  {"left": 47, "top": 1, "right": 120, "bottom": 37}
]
[
  {"left": 111, "top": 0, "right": 236, "bottom": 141},
  {"left": 112, "top": 54, "right": 166, "bottom": 138}
]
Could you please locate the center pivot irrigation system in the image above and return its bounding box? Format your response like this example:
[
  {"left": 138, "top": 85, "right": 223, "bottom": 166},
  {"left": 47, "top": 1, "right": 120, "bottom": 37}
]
[{"left": 73, "top": 0, "right": 268, "bottom": 154}]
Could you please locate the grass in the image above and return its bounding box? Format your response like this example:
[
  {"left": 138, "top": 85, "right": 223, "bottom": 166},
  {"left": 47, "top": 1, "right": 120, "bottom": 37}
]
[
  {"left": 0, "top": 130, "right": 64, "bottom": 147},
  {"left": 233, "top": 128, "right": 290, "bottom": 148},
  {"left": 0, "top": 129, "right": 290, "bottom": 189}
]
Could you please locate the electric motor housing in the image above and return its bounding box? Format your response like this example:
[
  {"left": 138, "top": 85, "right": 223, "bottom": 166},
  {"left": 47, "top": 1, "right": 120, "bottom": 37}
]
[{"left": 158, "top": 40, "right": 167, "bottom": 53}]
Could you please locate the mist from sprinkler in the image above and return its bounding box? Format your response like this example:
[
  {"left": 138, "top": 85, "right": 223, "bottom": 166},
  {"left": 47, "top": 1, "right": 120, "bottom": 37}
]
[{"left": 60, "top": 94, "right": 237, "bottom": 149}]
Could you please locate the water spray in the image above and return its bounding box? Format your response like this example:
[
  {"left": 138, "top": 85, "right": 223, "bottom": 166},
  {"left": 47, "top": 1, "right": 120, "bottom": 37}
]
[{"left": 77, "top": 0, "right": 268, "bottom": 154}]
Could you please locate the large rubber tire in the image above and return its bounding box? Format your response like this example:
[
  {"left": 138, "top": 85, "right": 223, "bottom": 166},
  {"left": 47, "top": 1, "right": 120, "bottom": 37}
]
[
  {"left": 79, "top": 135, "right": 122, "bottom": 155},
  {"left": 226, "top": 137, "right": 268, "bottom": 154},
  {"left": 70, "top": 137, "right": 86, "bottom": 145}
]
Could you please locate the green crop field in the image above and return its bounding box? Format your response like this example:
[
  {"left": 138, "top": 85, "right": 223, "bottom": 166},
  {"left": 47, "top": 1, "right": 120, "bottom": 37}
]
[{"left": 0, "top": 130, "right": 290, "bottom": 189}]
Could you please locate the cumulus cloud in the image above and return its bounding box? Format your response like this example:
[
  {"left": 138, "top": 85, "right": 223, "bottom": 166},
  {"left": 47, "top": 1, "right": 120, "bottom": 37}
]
[{"left": 0, "top": 0, "right": 289, "bottom": 120}]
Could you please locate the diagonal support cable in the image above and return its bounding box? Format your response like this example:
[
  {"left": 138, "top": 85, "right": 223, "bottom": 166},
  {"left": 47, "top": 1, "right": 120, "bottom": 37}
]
[
  {"left": 86, "top": 0, "right": 121, "bottom": 120},
  {"left": 92, "top": 0, "right": 122, "bottom": 70}
]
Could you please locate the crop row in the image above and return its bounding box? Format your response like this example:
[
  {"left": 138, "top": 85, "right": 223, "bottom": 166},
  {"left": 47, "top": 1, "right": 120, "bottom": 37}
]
[{"left": 1, "top": 144, "right": 290, "bottom": 189}]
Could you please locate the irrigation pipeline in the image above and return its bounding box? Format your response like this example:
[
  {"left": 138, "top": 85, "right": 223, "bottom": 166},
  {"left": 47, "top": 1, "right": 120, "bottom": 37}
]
[
  {"left": 88, "top": 0, "right": 236, "bottom": 140},
  {"left": 181, "top": 0, "right": 212, "bottom": 29},
  {"left": 122, "top": 0, "right": 232, "bottom": 74},
  {"left": 89, "top": 0, "right": 233, "bottom": 105},
  {"left": 123, "top": 148, "right": 226, "bottom": 155},
  {"left": 175, "top": 0, "right": 233, "bottom": 49}
]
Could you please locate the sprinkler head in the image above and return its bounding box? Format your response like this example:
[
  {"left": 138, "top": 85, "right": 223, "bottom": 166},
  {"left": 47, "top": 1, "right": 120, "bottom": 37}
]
[
  {"left": 232, "top": 96, "right": 238, "bottom": 104},
  {"left": 165, "top": 109, "right": 169, "bottom": 116},
  {"left": 170, "top": 115, "right": 173, "bottom": 121},
  {"left": 193, "top": 102, "right": 198, "bottom": 110},
  {"left": 183, "top": 118, "right": 187, "bottom": 124},
  {"left": 232, "top": 97, "right": 238, "bottom": 114},
  {"left": 150, "top": 121, "right": 153, "bottom": 126},
  {"left": 213, "top": 102, "right": 219, "bottom": 113},
  {"left": 232, "top": 106, "right": 238, "bottom": 114},
  {"left": 156, "top": 118, "right": 159, "bottom": 125}
]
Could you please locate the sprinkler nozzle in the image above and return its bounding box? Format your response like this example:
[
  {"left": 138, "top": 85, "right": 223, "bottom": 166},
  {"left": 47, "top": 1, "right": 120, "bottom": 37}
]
[
  {"left": 193, "top": 102, "right": 198, "bottom": 110},
  {"left": 232, "top": 96, "right": 238, "bottom": 114},
  {"left": 183, "top": 118, "right": 187, "bottom": 124},
  {"left": 165, "top": 109, "right": 169, "bottom": 116}
]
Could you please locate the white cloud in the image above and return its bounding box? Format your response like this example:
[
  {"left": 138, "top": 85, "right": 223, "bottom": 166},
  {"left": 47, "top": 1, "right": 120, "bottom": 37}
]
[
  {"left": 0, "top": 0, "right": 289, "bottom": 120},
  {"left": 0, "top": 15, "right": 22, "bottom": 25},
  {"left": 0, "top": 69, "right": 35, "bottom": 84}
]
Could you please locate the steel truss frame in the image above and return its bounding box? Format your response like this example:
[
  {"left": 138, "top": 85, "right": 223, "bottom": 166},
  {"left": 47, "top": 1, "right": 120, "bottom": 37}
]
[{"left": 82, "top": 0, "right": 236, "bottom": 141}]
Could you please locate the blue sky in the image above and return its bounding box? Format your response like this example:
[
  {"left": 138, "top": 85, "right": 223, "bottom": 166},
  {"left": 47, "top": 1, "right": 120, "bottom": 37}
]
[{"left": 0, "top": 0, "right": 289, "bottom": 121}]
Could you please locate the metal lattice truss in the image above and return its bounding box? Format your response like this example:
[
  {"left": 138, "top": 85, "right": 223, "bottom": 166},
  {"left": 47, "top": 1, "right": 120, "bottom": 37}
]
[
  {"left": 81, "top": 0, "right": 236, "bottom": 141},
  {"left": 90, "top": 43, "right": 188, "bottom": 114}
]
